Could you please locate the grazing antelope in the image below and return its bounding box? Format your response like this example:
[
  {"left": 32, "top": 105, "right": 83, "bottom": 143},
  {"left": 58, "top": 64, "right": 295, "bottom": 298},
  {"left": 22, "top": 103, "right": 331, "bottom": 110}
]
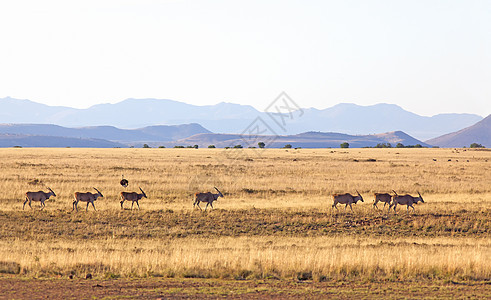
[
  {"left": 23, "top": 187, "right": 56, "bottom": 210},
  {"left": 332, "top": 191, "right": 364, "bottom": 212},
  {"left": 373, "top": 193, "right": 393, "bottom": 210},
  {"left": 72, "top": 188, "right": 104, "bottom": 212},
  {"left": 193, "top": 187, "right": 224, "bottom": 211},
  {"left": 120, "top": 187, "right": 147, "bottom": 210},
  {"left": 389, "top": 190, "right": 424, "bottom": 214}
]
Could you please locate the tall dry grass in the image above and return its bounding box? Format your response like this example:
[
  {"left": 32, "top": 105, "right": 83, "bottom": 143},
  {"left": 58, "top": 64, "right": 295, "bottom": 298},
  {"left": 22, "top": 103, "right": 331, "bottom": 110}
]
[
  {"left": 1, "top": 236, "right": 488, "bottom": 281},
  {"left": 0, "top": 148, "right": 489, "bottom": 281},
  {"left": 0, "top": 148, "right": 489, "bottom": 211}
]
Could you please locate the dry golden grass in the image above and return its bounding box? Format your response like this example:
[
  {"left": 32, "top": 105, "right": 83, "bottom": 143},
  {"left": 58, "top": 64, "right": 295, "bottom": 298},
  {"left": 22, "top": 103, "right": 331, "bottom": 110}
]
[
  {"left": 1, "top": 236, "right": 489, "bottom": 281},
  {"left": 0, "top": 147, "right": 489, "bottom": 210},
  {"left": 0, "top": 148, "right": 489, "bottom": 282}
]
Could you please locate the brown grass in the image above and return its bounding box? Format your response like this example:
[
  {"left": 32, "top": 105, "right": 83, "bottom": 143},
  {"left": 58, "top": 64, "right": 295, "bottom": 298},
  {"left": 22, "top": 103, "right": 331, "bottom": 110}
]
[{"left": 0, "top": 148, "right": 489, "bottom": 283}]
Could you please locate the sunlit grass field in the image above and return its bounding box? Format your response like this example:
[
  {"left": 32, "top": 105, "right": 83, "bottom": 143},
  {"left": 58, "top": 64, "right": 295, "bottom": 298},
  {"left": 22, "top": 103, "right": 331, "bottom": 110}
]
[{"left": 0, "top": 148, "right": 489, "bottom": 284}]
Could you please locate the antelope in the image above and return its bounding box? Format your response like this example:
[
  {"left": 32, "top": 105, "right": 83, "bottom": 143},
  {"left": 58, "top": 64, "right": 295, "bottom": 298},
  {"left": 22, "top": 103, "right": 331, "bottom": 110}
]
[
  {"left": 72, "top": 188, "right": 104, "bottom": 211},
  {"left": 193, "top": 187, "right": 224, "bottom": 211},
  {"left": 23, "top": 187, "right": 56, "bottom": 210},
  {"left": 373, "top": 193, "right": 393, "bottom": 210},
  {"left": 389, "top": 190, "right": 424, "bottom": 214},
  {"left": 120, "top": 187, "right": 147, "bottom": 210},
  {"left": 332, "top": 191, "right": 364, "bottom": 211}
]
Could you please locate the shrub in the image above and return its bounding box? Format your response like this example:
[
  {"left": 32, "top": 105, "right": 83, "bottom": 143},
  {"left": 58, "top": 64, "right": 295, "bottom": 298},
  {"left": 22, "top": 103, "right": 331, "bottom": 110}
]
[{"left": 470, "top": 143, "right": 484, "bottom": 148}]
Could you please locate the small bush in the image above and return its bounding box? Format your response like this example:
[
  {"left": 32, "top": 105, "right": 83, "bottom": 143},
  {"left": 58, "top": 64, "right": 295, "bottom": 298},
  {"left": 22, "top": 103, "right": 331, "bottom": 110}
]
[
  {"left": 235, "top": 269, "right": 254, "bottom": 280},
  {"left": 0, "top": 261, "right": 21, "bottom": 274},
  {"left": 296, "top": 271, "right": 313, "bottom": 281},
  {"left": 104, "top": 272, "right": 121, "bottom": 279}
]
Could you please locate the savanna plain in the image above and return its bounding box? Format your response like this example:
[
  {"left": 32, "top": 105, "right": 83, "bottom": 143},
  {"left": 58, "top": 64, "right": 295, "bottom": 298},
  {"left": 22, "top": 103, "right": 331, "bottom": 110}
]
[{"left": 0, "top": 147, "right": 489, "bottom": 299}]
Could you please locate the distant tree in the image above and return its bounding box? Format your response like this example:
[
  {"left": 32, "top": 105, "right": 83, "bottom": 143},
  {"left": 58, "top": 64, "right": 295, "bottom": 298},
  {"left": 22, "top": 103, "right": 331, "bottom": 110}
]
[
  {"left": 233, "top": 145, "right": 243, "bottom": 148},
  {"left": 208, "top": 145, "right": 216, "bottom": 148},
  {"left": 340, "top": 142, "right": 349, "bottom": 148},
  {"left": 375, "top": 143, "right": 392, "bottom": 148},
  {"left": 193, "top": 144, "right": 199, "bottom": 149},
  {"left": 283, "top": 144, "right": 292, "bottom": 149},
  {"left": 158, "top": 146, "right": 166, "bottom": 148},
  {"left": 143, "top": 144, "right": 150, "bottom": 148},
  {"left": 258, "top": 142, "right": 265, "bottom": 148},
  {"left": 396, "top": 143, "right": 404, "bottom": 148},
  {"left": 414, "top": 144, "right": 423, "bottom": 148},
  {"left": 470, "top": 143, "right": 485, "bottom": 148},
  {"left": 174, "top": 145, "right": 185, "bottom": 148},
  {"left": 224, "top": 147, "right": 230, "bottom": 149}
]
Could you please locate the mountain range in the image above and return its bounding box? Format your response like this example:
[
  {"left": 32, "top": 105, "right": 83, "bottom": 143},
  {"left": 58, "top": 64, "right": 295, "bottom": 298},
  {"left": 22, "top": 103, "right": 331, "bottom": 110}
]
[
  {"left": 0, "top": 97, "right": 488, "bottom": 148},
  {"left": 162, "top": 131, "right": 430, "bottom": 149},
  {"left": 0, "top": 123, "right": 210, "bottom": 143},
  {"left": 0, "top": 123, "right": 210, "bottom": 148},
  {"left": 0, "top": 134, "right": 125, "bottom": 148},
  {"left": 426, "top": 114, "right": 491, "bottom": 147},
  {"left": 0, "top": 97, "right": 483, "bottom": 141}
]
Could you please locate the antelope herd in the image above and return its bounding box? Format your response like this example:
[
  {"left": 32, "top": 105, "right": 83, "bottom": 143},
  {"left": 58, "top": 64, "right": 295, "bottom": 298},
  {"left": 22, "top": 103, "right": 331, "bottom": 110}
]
[
  {"left": 22, "top": 185, "right": 423, "bottom": 214},
  {"left": 330, "top": 190, "right": 424, "bottom": 214}
]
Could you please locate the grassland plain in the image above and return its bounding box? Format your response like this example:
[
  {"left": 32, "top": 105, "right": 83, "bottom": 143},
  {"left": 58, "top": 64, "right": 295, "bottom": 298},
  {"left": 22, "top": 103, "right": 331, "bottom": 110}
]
[{"left": 0, "top": 148, "right": 489, "bottom": 299}]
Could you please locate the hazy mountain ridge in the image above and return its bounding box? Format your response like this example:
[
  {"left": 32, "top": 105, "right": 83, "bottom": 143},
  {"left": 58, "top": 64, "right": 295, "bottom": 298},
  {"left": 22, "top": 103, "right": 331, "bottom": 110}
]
[
  {"left": 154, "top": 130, "right": 429, "bottom": 149},
  {"left": 426, "top": 114, "right": 491, "bottom": 147},
  {"left": 0, "top": 123, "right": 211, "bottom": 143},
  {"left": 0, "top": 97, "right": 483, "bottom": 140},
  {"left": 0, "top": 133, "right": 125, "bottom": 148}
]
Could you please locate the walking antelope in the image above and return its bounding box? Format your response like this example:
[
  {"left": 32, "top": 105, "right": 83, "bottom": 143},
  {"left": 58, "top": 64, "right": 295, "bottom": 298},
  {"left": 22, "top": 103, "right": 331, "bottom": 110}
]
[
  {"left": 193, "top": 187, "right": 224, "bottom": 211},
  {"left": 373, "top": 193, "right": 393, "bottom": 210},
  {"left": 120, "top": 187, "right": 147, "bottom": 210},
  {"left": 389, "top": 190, "right": 424, "bottom": 214},
  {"left": 72, "top": 188, "right": 104, "bottom": 211},
  {"left": 332, "top": 191, "right": 364, "bottom": 211},
  {"left": 23, "top": 187, "right": 56, "bottom": 210}
]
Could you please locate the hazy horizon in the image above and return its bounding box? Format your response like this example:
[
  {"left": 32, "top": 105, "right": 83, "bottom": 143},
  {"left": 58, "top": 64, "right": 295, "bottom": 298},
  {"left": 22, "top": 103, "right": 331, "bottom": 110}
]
[
  {"left": 1, "top": 1, "right": 489, "bottom": 117},
  {"left": 1, "top": 96, "right": 486, "bottom": 118}
]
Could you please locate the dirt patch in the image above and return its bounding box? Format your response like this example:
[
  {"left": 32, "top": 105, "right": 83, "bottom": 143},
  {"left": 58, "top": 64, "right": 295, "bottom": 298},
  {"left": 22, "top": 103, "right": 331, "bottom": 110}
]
[{"left": 0, "top": 277, "right": 488, "bottom": 299}]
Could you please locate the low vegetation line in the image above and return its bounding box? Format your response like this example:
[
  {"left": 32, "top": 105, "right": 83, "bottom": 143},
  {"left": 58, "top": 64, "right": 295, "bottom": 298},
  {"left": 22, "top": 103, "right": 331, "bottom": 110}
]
[{"left": 0, "top": 209, "right": 488, "bottom": 240}]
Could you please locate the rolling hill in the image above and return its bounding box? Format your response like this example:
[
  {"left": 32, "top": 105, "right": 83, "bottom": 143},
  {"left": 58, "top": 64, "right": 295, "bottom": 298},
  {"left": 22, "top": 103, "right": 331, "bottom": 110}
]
[
  {"left": 426, "top": 114, "right": 491, "bottom": 148},
  {"left": 0, "top": 123, "right": 211, "bottom": 144},
  {"left": 0, "top": 134, "right": 125, "bottom": 148},
  {"left": 153, "top": 130, "right": 429, "bottom": 149},
  {"left": 0, "top": 97, "right": 482, "bottom": 140}
]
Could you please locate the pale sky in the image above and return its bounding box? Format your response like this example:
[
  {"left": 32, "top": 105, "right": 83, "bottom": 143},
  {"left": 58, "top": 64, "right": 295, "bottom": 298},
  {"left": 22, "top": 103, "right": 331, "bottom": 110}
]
[{"left": 0, "top": 0, "right": 490, "bottom": 116}]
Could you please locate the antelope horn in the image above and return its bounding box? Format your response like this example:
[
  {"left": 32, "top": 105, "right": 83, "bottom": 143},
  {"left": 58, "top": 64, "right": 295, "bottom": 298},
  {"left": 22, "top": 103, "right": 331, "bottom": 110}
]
[
  {"left": 47, "top": 187, "right": 56, "bottom": 196},
  {"left": 392, "top": 190, "right": 398, "bottom": 196},
  {"left": 139, "top": 187, "right": 147, "bottom": 197},
  {"left": 214, "top": 187, "right": 222, "bottom": 194}
]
